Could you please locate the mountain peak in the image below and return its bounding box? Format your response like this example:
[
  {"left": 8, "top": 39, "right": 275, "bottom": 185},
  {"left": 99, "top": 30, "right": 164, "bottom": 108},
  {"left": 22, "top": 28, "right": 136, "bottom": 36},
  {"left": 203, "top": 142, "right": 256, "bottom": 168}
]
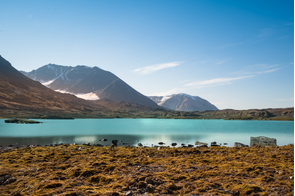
[
  {"left": 149, "top": 93, "right": 218, "bottom": 111},
  {"left": 22, "top": 64, "right": 160, "bottom": 108}
]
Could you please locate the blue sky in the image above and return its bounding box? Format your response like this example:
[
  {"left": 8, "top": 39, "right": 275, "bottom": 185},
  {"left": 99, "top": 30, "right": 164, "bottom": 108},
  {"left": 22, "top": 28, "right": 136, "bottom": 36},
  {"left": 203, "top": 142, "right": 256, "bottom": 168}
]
[{"left": 0, "top": 0, "right": 293, "bottom": 109}]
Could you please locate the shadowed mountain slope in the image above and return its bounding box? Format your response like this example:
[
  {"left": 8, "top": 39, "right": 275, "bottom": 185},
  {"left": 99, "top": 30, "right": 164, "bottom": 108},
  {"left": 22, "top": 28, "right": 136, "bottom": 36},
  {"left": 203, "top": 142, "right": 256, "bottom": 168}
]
[{"left": 0, "top": 56, "right": 106, "bottom": 113}]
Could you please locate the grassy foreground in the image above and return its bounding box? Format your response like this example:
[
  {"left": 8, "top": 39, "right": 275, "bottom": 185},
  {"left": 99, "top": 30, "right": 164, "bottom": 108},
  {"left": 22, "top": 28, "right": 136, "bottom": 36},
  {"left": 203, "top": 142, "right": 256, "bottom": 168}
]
[{"left": 0, "top": 145, "right": 293, "bottom": 196}]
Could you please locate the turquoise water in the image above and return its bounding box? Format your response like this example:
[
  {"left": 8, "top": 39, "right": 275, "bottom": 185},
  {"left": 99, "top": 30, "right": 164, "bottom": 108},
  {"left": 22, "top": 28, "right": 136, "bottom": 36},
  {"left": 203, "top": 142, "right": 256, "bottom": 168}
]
[{"left": 0, "top": 119, "right": 293, "bottom": 147}]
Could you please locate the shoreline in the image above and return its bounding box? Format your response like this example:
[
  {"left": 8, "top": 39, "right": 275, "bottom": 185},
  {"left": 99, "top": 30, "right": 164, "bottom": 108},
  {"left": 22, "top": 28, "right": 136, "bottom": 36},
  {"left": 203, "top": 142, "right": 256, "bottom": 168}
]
[{"left": 1, "top": 142, "right": 294, "bottom": 152}]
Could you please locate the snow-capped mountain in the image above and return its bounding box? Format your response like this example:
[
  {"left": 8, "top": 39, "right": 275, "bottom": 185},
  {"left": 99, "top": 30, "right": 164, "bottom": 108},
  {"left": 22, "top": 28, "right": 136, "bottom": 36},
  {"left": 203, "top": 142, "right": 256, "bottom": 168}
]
[
  {"left": 21, "top": 64, "right": 159, "bottom": 108},
  {"left": 149, "top": 93, "right": 218, "bottom": 111}
]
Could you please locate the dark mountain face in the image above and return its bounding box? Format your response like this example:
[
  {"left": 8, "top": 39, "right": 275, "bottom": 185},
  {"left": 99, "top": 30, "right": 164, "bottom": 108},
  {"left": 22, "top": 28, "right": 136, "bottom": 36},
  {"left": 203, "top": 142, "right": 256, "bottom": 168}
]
[
  {"left": 0, "top": 55, "right": 107, "bottom": 113},
  {"left": 0, "top": 55, "right": 166, "bottom": 118},
  {"left": 22, "top": 64, "right": 159, "bottom": 108},
  {"left": 149, "top": 93, "right": 219, "bottom": 112}
]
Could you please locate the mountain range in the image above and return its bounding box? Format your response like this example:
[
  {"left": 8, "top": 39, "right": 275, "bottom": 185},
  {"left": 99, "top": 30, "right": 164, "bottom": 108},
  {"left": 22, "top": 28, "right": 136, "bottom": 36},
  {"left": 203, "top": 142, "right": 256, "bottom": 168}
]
[
  {"left": 149, "top": 94, "right": 218, "bottom": 111},
  {"left": 1, "top": 55, "right": 293, "bottom": 120},
  {"left": 21, "top": 64, "right": 159, "bottom": 108},
  {"left": 0, "top": 55, "right": 164, "bottom": 118},
  {"left": 22, "top": 64, "right": 220, "bottom": 112}
]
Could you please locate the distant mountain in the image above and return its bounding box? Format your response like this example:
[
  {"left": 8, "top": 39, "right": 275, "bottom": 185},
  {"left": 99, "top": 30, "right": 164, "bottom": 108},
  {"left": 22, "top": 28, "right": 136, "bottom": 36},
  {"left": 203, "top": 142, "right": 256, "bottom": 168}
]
[
  {"left": 21, "top": 64, "right": 159, "bottom": 108},
  {"left": 149, "top": 93, "right": 218, "bottom": 111}
]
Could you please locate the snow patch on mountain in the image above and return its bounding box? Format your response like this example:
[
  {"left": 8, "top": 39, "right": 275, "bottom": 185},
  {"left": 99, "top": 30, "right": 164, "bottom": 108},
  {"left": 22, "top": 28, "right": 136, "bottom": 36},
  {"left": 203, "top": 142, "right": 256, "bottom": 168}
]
[
  {"left": 42, "top": 79, "right": 55, "bottom": 87},
  {"left": 75, "top": 92, "right": 100, "bottom": 100},
  {"left": 55, "top": 89, "right": 100, "bottom": 100},
  {"left": 160, "top": 95, "right": 172, "bottom": 105}
]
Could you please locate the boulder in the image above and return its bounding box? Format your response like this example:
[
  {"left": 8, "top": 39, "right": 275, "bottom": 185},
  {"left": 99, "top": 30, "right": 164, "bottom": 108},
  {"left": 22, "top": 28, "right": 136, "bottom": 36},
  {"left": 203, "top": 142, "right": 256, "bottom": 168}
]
[
  {"left": 234, "top": 142, "right": 249, "bottom": 147},
  {"left": 195, "top": 141, "right": 208, "bottom": 146},
  {"left": 210, "top": 141, "right": 219, "bottom": 147},
  {"left": 112, "top": 140, "right": 118, "bottom": 146},
  {"left": 250, "top": 136, "right": 277, "bottom": 147},
  {"left": 137, "top": 143, "right": 143, "bottom": 147}
]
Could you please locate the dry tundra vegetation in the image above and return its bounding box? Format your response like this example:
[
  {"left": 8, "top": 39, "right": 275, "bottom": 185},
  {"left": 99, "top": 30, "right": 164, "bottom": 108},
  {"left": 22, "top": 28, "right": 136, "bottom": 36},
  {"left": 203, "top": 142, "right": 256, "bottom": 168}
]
[{"left": 0, "top": 144, "right": 293, "bottom": 196}]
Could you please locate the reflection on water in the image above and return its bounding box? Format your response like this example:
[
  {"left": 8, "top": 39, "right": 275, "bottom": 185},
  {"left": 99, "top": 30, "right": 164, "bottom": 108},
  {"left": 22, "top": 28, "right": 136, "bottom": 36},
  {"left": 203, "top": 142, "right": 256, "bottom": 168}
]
[
  {"left": 0, "top": 119, "right": 293, "bottom": 147},
  {"left": 0, "top": 134, "right": 206, "bottom": 147}
]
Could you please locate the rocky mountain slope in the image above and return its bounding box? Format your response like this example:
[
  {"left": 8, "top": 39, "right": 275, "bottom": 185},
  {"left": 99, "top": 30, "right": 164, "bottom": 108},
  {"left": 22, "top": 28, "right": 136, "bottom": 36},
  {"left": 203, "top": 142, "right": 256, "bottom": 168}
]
[
  {"left": 0, "top": 56, "right": 104, "bottom": 112},
  {"left": 149, "top": 93, "right": 218, "bottom": 111},
  {"left": 0, "top": 55, "right": 164, "bottom": 118},
  {"left": 21, "top": 64, "right": 159, "bottom": 108}
]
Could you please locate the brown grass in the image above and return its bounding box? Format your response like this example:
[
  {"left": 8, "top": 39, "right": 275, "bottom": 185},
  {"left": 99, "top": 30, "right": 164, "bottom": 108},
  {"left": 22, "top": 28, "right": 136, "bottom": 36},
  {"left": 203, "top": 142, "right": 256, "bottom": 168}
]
[{"left": 0, "top": 145, "right": 293, "bottom": 196}]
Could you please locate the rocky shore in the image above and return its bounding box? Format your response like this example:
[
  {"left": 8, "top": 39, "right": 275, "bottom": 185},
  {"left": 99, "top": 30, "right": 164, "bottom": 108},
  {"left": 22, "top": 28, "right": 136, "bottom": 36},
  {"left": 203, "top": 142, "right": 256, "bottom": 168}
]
[{"left": 0, "top": 143, "right": 293, "bottom": 196}]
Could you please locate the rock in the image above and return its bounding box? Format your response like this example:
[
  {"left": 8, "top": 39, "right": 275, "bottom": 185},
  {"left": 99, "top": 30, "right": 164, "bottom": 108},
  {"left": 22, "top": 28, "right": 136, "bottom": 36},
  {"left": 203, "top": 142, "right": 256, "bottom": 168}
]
[
  {"left": 112, "top": 140, "right": 118, "bottom": 145},
  {"left": 158, "top": 142, "right": 165, "bottom": 145},
  {"left": 125, "top": 191, "right": 132, "bottom": 196},
  {"left": 138, "top": 181, "right": 147, "bottom": 188},
  {"left": 138, "top": 143, "right": 143, "bottom": 147},
  {"left": 234, "top": 142, "right": 249, "bottom": 147},
  {"left": 250, "top": 136, "right": 277, "bottom": 147},
  {"left": 195, "top": 141, "right": 208, "bottom": 146},
  {"left": 211, "top": 141, "right": 219, "bottom": 146},
  {"left": 188, "top": 144, "right": 194, "bottom": 148},
  {"left": 102, "top": 139, "right": 108, "bottom": 142},
  {"left": 171, "top": 143, "right": 177, "bottom": 147},
  {"left": 146, "top": 184, "right": 154, "bottom": 193}
]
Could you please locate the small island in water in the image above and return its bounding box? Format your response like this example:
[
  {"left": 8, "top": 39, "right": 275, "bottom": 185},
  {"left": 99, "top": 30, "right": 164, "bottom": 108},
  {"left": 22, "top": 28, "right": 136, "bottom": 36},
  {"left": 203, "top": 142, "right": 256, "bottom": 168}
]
[{"left": 4, "top": 118, "right": 42, "bottom": 124}]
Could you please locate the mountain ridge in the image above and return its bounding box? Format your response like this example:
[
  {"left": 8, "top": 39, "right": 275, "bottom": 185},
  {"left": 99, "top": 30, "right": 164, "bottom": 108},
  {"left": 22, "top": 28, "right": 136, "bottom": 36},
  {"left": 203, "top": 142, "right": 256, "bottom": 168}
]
[
  {"left": 149, "top": 93, "right": 219, "bottom": 111},
  {"left": 21, "top": 64, "right": 159, "bottom": 108}
]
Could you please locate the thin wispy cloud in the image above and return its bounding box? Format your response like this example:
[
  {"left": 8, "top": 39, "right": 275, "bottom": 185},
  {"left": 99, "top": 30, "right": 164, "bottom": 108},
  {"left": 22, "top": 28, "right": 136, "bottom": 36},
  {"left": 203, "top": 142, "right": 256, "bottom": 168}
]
[
  {"left": 132, "top": 61, "right": 182, "bottom": 75},
  {"left": 263, "top": 68, "right": 280, "bottom": 73},
  {"left": 257, "top": 28, "right": 275, "bottom": 38},
  {"left": 184, "top": 75, "right": 254, "bottom": 88},
  {"left": 218, "top": 42, "right": 244, "bottom": 49},
  {"left": 215, "top": 58, "right": 232, "bottom": 65},
  {"left": 148, "top": 88, "right": 185, "bottom": 96},
  {"left": 278, "top": 97, "right": 294, "bottom": 102},
  {"left": 232, "top": 64, "right": 280, "bottom": 75}
]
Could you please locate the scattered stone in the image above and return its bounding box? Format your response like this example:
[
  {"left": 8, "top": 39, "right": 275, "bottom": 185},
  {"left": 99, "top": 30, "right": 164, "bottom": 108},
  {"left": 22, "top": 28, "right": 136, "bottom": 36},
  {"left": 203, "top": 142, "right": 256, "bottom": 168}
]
[
  {"left": 250, "top": 136, "right": 277, "bottom": 147},
  {"left": 125, "top": 191, "right": 132, "bottom": 196},
  {"left": 138, "top": 143, "right": 143, "bottom": 147},
  {"left": 234, "top": 142, "right": 249, "bottom": 147},
  {"left": 171, "top": 143, "right": 177, "bottom": 147},
  {"left": 146, "top": 184, "right": 154, "bottom": 193},
  {"left": 138, "top": 181, "right": 147, "bottom": 188},
  {"left": 210, "top": 141, "right": 219, "bottom": 147},
  {"left": 195, "top": 141, "right": 208, "bottom": 146},
  {"left": 112, "top": 140, "right": 118, "bottom": 146}
]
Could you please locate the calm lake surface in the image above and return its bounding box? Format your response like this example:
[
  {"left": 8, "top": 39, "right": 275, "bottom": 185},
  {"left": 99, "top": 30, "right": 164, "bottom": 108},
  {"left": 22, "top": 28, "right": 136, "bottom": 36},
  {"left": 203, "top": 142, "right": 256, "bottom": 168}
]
[{"left": 0, "top": 119, "right": 293, "bottom": 147}]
